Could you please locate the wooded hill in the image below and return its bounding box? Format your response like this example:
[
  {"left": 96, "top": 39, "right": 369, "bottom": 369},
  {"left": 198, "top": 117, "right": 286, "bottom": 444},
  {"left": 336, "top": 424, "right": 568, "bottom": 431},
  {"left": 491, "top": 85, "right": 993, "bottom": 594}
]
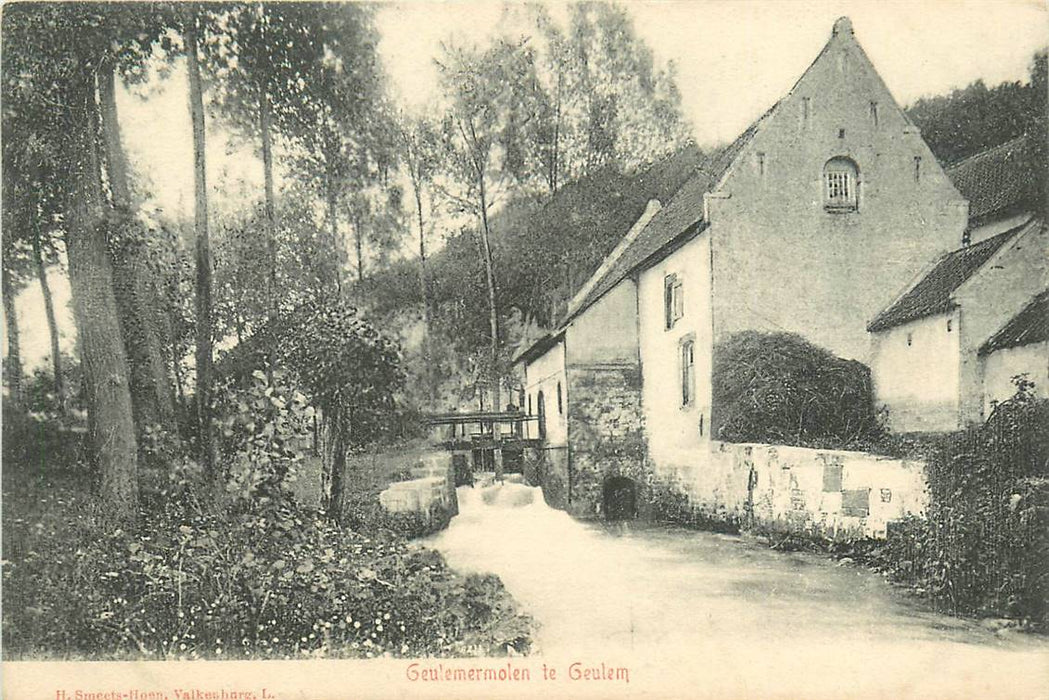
[
  {"left": 356, "top": 144, "right": 704, "bottom": 409},
  {"left": 358, "top": 47, "right": 1047, "bottom": 411}
]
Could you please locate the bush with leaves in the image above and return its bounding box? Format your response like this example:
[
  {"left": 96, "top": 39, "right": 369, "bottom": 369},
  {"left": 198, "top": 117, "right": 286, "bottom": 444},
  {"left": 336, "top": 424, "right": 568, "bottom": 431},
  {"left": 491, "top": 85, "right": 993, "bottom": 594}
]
[
  {"left": 857, "top": 381, "right": 1049, "bottom": 627},
  {"left": 712, "top": 331, "right": 884, "bottom": 448},
  {"left": 2, "top": 397, "right": 533, "bottom": 659}
]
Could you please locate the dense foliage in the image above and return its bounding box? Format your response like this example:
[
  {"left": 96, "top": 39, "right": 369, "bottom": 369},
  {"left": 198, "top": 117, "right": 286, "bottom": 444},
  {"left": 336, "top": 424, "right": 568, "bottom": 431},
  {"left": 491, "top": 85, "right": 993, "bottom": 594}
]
[
  {"left": 2, "top": 406, "right": 532, "bottom": 660},
  {"left": 871, "top": 386, "right": 1049, "bottom": 626},
  {"left": 905, "top": 50, "right": 1046, "bottom": 167},
  {"left": 711, "top": 331, "right": 884, "bottom": 448},
  {"left": 360, "top": 146, "right": 703, "bottom": 409}
]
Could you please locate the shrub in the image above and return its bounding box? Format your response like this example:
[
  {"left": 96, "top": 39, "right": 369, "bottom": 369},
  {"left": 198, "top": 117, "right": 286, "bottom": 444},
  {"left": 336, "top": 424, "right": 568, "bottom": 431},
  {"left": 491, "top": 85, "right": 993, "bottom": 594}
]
[
  {"left": 866, "top": 384, "right": 1049, "bottom": 626},
  {"left": 1, "top": 485, "right": 531, "bottom": 659},
  {"left": 3, "top": 377, "right": 532, "bottom": 659},
  {"left": 712, "top": 331, "right": 883, "bottom": 448}
]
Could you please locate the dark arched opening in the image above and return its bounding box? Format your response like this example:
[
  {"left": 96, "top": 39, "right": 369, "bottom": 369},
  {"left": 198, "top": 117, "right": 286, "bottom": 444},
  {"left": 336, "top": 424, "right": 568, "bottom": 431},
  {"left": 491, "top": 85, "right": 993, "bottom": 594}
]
[{"left": 603, "top": 476, "right": 637, "bottom": 520}]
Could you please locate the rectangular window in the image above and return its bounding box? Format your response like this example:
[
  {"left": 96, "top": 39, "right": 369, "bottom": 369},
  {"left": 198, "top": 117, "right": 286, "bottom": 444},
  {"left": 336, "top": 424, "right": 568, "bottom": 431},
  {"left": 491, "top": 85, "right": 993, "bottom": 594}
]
[
  {"left": 801, "top": 97, "right": 811, "bottom": 127},
  {"left": 869, "top": 101, "right": 879, "bottom": 127},
  {"left": 826, "top": 171, "right": 852, "bottom": 204},
  {"left": 757, "top": 152, "right": 766, "bottom": 177},
  {"left": 913, "top": 155, "right": 922, "bottom": 182},
  {"left": 664, "top": 273, "right": 684, "bottom": 330},
  {"left": 680, "top": 338, "right": 695, "bottom": 407}
]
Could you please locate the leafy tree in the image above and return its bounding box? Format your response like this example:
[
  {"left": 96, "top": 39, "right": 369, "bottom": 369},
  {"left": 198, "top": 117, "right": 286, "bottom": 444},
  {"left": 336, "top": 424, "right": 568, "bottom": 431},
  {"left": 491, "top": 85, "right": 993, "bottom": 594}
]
[
  {"left": 186, "top": 5, "right": 217, "bottom": 475},
  {"left": 906, "top": 50, "right": 1047, "bottom": 168},
  {"left": 203, "top": 2, "right": 330, "bottom": 323},
  {"left": 436, "top": 38, "right": 549, "bottom": 410},
  {"left": 2, "top": 2, "right": 141, "bottom": 520},
  {"left": 533, "top": 2, "right": 690, "bottom": 187},
  {"left": 398, "top": 114, "right": 442, "bottom": 405},
  {"left": 289, "top": 3, "right": 391, "bottom": 296}
]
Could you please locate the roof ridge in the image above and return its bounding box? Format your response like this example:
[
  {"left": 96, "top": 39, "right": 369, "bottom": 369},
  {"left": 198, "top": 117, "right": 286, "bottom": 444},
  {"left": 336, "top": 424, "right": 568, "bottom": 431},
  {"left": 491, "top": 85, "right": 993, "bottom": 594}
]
[
  {"left": 945, "top": 133, "right": 1031, "bottom": 171},
  {"left": 979, "top": 289, "right": 1049, "bottom": 355},
  {"left": 867, "top": 219, "right": 1034, "bottom": 332}
]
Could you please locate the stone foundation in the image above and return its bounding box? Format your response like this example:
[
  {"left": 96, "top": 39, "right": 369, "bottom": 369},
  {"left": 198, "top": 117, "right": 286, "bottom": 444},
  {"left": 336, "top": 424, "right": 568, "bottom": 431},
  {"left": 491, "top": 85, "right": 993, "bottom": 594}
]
[{"left": 564, "top": 363, "right": 650, "bottom": 518}]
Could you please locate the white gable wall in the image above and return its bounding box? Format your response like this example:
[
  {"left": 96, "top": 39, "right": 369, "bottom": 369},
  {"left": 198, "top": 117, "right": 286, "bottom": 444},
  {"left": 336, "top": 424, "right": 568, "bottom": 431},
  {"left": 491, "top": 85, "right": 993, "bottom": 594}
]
[
  {"left": 706, "top": 21, "right": 967, "bottom": 364},
  {"left": 638, "top": 233, "right": 713, "bottom": 478},
  {"left": 870, "top": 311, "right": 961, "bottom": 432},
  {"left": 982, "top": 342, "right": 1049, "bottom": 416},
  {"left": 954, "top": 223, "right": 1049, "bottom": 423},
  {"left": 522, "top": 339, "right": 568, "bottom": 447}
]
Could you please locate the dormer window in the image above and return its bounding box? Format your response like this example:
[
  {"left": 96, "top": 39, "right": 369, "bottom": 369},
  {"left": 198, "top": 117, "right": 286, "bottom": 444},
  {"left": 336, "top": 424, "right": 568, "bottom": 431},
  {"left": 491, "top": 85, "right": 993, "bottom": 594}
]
[{"left": 824, "top": 157, "right": 859, "bottom": 211}]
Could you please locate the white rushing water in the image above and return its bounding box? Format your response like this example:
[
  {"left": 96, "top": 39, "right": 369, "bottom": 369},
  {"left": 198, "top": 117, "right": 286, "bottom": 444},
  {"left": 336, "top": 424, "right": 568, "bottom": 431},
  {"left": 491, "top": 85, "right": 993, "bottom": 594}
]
[{"left": 426, "top": 474, "right": 1049, "bottom": 697}]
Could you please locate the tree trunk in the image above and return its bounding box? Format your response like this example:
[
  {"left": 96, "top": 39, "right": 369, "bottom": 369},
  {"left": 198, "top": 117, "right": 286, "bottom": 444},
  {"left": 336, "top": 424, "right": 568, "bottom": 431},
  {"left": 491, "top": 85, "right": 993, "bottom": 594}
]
[
  {"left": 551, "top": 68, "right": 563, "bottom": 194},
  {"left": 66, "top": 78, "right": 138, "bottom": 522},
  {"left": 326, "top": 168, "right": 342, "bottom": 296},
  {"left": 260, "top": 88, "right": 279, "bottom": 322},
  {"left": 98, "top": 63, "right": 175, "bottom": 432},
  {"left": 187, "top": 18, "right": 216, "bottom": 478},
  {"left": 413, "top": 180, "right": 435, "bottom": 408},
  {"left": 354, "top": 211, "right": 364, "bottom": 283},
  {"left": 477, "top": 174, "right": 501, "bottom": 412},
  {"left": 32, "top": 233, "right": 65, "bottom": 414},
  {"left": 320, "top": 407, "right": 347, "bottom": 521},
  {"left": 2, "top": 268, "right": 23, "bottom": 406}
]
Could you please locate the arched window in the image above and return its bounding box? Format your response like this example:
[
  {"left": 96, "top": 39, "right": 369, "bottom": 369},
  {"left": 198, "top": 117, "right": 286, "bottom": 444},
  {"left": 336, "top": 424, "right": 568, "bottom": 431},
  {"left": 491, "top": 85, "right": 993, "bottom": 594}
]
[
  {"left": 823, "top": 157, "right": 859, "bottom": 211},
  {"left": 537, "top": 391, "right": 547, "bottom": 441}
]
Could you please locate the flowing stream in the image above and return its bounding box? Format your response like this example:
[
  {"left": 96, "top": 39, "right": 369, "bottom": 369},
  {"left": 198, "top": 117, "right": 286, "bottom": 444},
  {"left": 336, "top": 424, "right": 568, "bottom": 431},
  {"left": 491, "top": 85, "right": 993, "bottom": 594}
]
[{"left": 427, "top": 475, "right": 1049, "bottom": 696}]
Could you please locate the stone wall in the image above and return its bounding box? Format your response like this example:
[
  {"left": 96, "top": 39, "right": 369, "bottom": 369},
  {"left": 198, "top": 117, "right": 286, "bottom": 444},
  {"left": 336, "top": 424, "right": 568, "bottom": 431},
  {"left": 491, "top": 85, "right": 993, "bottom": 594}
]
[
  {"left": 524, "top": 445, "right": 570, "bottom": 510},
  {"left": 377, "top": 451, "right": 459, "bottom": 531},
  {"left": 564, "top": 363, "right": 649, "bottom": 518},
  {"left": 683, "top": 442, "right": 928, "bottom": 540}
]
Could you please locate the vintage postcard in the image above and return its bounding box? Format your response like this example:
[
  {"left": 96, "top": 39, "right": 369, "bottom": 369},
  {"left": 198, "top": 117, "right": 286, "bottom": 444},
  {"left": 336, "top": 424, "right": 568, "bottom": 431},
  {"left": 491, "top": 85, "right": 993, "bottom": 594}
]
[{"left": 3, "top": 0, "right": 1047, "bottom": 698}]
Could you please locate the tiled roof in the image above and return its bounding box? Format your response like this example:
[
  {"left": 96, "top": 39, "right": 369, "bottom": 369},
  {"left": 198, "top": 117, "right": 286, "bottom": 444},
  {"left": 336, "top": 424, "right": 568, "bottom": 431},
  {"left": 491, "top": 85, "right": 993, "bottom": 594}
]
[
  {"left": 980, "top": 290, "right": 1049, "bottom": 355},
  {"left": 563, "top": 106, "right": 777, "bottom": 323},
  {"left": 867, "top": 223, "right": 1029, "bottom": 332},
  {"left": 946, "top": 134, "right": 1038, "bottom": 223}
]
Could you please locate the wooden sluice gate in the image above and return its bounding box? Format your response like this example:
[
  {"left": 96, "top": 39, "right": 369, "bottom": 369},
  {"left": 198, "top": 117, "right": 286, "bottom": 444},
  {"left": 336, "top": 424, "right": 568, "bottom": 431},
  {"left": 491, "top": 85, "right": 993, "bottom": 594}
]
[{"left": 424, "top": 410, "right": 542, "bottom": 485}]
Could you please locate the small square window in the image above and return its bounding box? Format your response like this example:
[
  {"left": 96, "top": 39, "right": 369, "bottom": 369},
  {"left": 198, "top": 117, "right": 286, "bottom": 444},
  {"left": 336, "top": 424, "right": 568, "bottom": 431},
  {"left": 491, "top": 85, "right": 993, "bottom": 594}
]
[
  {"left": 838, "top": 128, "right": 846, "bottom": 139},
  {"left": 824, "top": 157, "right": 858, "bottom": 211}
]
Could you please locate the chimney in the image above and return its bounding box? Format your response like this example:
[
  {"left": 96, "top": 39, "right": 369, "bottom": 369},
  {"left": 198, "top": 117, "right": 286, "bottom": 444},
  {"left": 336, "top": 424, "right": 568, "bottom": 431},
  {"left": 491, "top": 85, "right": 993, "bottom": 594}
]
[{"left": 833, "top": 17, "right": 853, "bottom": 37}]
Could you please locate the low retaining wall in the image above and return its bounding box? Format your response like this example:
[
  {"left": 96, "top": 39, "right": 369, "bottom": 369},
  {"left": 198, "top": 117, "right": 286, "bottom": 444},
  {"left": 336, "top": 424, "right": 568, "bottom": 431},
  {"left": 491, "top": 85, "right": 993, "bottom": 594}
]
[
  {"left": 378, "top": 452, "right": 459, "bottom": 528},
  {"left": 689, "top": 442, "right": 927, "bottom": 540}
]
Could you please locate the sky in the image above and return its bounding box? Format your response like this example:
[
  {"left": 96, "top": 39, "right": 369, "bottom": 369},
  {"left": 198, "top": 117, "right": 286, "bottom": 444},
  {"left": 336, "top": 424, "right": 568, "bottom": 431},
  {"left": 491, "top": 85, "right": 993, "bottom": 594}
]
[{"left": 8, "top": 0, "right": 1048, "bottom": 371}]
